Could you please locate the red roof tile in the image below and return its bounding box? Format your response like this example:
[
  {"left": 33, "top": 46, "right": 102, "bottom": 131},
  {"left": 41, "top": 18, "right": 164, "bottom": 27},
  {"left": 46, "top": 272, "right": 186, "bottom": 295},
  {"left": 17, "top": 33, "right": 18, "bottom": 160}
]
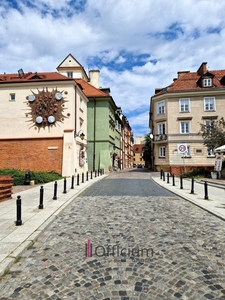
[
  {"left": 154, "top": 64, "right": 225, "bottom": 96},
  {"left": 0, "top": 72, "right": 70, "bottom": 83}
]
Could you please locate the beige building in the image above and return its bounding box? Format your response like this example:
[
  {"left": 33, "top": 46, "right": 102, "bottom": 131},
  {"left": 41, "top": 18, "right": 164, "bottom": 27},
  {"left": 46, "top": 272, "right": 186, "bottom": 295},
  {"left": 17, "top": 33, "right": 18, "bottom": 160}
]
[
  {"left": 0, "top": 54, "right": 88, "bottom": 176},
  {"left": 150, "top": 62, "right": 225, "bottom": 175},
  {"left": 133, "top": 144, "right": 144, "bottom": 167}
]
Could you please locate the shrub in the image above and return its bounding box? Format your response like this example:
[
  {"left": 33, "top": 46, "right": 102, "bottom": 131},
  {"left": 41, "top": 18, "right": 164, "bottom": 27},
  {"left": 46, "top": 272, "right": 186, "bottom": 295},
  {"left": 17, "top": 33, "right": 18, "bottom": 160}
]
[
  {"left": 182, "top": 168, "right": 211, "bottom": 178},
  {"left": 0, "top": 169, "right": 62, "bottom": 186}
]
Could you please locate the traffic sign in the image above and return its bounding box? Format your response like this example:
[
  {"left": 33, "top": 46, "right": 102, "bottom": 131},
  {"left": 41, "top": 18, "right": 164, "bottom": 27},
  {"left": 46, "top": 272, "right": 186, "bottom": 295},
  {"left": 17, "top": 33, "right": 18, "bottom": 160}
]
[{"left": 177, "top": 144, "right": 187, "bottom": 154}]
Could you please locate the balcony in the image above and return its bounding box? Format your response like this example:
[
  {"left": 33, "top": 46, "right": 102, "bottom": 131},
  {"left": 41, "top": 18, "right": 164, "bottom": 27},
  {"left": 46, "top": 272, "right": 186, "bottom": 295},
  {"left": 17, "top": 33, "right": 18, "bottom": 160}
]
[{"left": 153, "top": 134, "right": 167, "bottom": 142}]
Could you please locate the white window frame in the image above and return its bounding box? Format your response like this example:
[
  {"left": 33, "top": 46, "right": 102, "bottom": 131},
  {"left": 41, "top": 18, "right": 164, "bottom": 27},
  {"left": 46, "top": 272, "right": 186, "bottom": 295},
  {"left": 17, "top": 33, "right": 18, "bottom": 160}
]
[
  {"left": 205, "top": 120, "right": 215, "bottom": 131},
  {"left": 207, "top": 147, "right": 215, "bottom": 157},
  {"left": 67, "top": 72, "right": 73, "bottom": 78},
  {"left": 157, "top": 101, "right": 165, "bottom": 114},
  {"left": 180, "top": 121, "right": 190, "bottom": 134},
  {"left": 159, "top": 146, "right": 166, "bottom": 157},
  {"left": 9, "top": 93, "right": 15, "bottom": 101},
  {"left": 204, "top": 97, "right": 215, "bottom": 111},
  {"left": 203, "top": 78, "right": 212, "bottom": 87},
  {"left": 182, "top": 146, "right": 190, "bottom": 157},
  {"left": 179, "top": 98, "right": 190, "bottom": 112},
  {"left": 158, "top": 123, "right": 165, "bottom": 135}
]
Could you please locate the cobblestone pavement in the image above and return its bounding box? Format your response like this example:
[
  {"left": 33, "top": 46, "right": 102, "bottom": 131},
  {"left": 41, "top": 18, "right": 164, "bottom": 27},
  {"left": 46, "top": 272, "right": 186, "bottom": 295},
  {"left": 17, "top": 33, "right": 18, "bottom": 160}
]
[{"left": 1, "top": 170, "right": 225, "bottom": 299}]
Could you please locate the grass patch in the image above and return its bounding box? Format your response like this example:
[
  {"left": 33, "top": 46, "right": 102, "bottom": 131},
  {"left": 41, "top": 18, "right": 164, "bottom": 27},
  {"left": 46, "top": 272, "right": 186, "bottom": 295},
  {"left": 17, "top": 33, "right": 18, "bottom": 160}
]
[
  {"left": 15, "top": 256, "right": 22, "bottom": 263},
  {"left": 27, "top": 243, "right": 34, "bottom": 250}
]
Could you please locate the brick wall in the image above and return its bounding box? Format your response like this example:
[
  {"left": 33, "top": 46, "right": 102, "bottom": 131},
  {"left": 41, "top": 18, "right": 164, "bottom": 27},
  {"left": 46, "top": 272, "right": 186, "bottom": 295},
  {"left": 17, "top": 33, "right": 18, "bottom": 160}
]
[{"left": 0, "top": 138, "right": 63, "bottom": 174}]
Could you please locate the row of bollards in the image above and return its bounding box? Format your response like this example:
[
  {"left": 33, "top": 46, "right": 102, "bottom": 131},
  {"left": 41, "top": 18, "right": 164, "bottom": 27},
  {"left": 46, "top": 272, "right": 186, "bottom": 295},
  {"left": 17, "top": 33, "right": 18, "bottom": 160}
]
[
  {"left": 160, "top": 170, "right": 209, "bottom": 201},
  {"left": 15, "top": 169, "right": 104, "bottom": 226}
]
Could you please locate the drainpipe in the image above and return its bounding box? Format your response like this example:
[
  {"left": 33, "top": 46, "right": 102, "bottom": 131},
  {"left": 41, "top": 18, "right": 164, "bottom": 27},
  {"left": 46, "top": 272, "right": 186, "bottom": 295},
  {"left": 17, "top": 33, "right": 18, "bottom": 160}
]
[
  {"left": 75, "top": 84, "right": 77, "bottom": 134},
  {"left": 93, "top": 97, "right": 96, "bottom": 171}
]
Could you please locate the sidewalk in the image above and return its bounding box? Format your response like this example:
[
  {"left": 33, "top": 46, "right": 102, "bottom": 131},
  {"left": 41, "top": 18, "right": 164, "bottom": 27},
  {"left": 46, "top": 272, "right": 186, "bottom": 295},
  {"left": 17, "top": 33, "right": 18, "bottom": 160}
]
[
  {"left": 0, "top": 173, "right": 108, "bottom": 277},
  {"left": 152, "top": 174, "right": 225, "bottom": 221}
]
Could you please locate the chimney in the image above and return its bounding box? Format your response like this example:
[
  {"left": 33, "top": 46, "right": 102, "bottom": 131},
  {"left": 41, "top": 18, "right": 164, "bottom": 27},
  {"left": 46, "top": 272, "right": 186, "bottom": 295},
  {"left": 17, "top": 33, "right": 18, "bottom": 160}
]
[
  {"left": 177, "top": 71, "right": 190, "bottom": 78},
  {"left": 89, "top": 70, "right": 100, "bottom": 88},
  {"left": 197, "top": 62, "right": 207, "bottom": 76}
]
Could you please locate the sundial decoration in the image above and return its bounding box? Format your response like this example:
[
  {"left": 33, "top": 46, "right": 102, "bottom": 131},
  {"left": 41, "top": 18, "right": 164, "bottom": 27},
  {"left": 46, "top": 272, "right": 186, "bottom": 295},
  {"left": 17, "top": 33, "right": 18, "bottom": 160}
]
[{"left": 25, "top": 88, "right": 69, "bottom": 130}]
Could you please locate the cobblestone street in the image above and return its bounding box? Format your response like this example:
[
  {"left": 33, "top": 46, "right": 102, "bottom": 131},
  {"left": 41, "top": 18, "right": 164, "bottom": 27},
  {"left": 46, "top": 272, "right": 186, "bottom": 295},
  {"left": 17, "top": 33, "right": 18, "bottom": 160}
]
[{"left": 0, "top": 170, "right": 225, "bottom": 299}]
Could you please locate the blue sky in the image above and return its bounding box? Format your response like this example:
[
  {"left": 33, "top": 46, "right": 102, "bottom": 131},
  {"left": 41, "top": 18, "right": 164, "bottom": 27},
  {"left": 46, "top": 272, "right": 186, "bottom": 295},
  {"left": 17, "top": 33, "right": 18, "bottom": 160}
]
[{"left": 1, "top": 0, "right": 225, "bottom": 141}]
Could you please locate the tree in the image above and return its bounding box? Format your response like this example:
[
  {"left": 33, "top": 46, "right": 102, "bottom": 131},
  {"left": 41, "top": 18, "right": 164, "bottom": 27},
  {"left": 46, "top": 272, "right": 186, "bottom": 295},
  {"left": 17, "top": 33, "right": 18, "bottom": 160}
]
[
  {"left": 142, "top": 133, "right": 152, "bottom": 167},
  {"left": 199, "top": 117, "right": 225, "bottom": 151}
]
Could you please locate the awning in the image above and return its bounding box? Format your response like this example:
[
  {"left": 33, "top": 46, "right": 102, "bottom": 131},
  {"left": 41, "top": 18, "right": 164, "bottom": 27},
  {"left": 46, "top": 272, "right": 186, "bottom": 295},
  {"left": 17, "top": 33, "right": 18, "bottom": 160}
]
[{"left": 215, "top": 145, "right": 225, "bottom": 153}]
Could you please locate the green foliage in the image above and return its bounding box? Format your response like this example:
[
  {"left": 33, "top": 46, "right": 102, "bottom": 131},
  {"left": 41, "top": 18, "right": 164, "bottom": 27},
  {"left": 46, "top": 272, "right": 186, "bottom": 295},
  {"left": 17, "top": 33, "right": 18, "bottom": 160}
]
[
  {"left": 182, "top": 168, "right": 211, "bottom": 178},
  {"left": 142, "top": 133, "right": 152, "bottom": 165},
  {"left": 199, "top": 117, "right": 225, "bottom": 150},
  {"left": 0, "top": 169, "right": 62, "bottom": 186}
]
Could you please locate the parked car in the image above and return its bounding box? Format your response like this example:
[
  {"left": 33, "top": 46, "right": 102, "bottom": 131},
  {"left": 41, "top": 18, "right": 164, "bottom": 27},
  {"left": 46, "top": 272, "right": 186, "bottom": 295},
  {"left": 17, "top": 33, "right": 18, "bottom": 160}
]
[{"left": 137, "top": 164, "right": 142, "bottom": 168}]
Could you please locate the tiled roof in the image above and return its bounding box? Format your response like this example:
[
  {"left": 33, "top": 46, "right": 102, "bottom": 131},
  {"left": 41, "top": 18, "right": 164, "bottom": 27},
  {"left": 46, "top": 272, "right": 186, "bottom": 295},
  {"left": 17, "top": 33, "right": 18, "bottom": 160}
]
[
  {"left": 0, "top": 72, "right": 70, "bottom": 83},
  {"left": 133, "top": 144, "right": 144, "bottom": 153},
  {"left": 75, "top": 78, "right": 110, "bottom": 97},
  {"left": 154, "top": 64, "right": 225, "bottom": 96}
]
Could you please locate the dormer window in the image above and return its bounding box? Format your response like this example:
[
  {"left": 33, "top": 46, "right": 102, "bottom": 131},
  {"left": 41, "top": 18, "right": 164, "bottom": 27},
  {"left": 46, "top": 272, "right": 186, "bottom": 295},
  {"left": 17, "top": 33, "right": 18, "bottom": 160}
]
[{"left": 203, "top": 78, "right": 212, "bottom": 87}]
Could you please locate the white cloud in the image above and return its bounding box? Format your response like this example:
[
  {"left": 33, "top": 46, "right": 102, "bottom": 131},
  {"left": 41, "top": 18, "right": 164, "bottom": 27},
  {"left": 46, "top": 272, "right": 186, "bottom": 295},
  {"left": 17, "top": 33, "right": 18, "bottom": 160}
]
[{"left": 1, "top": 0, "right": 225, "bottom": 136}]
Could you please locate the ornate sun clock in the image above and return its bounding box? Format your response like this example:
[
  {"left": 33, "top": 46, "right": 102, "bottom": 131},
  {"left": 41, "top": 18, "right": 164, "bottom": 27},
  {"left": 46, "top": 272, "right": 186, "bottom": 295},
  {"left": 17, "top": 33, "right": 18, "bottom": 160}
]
[{"left": 25, "top": 88, "right": 69, "bottom": 130}]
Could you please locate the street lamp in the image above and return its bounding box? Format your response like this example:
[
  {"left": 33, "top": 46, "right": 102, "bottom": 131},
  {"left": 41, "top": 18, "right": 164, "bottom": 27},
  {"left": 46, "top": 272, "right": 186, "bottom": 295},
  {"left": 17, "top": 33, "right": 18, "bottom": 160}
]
[{"left": 74, "top": 130, "right": 85, "bottom": 140}]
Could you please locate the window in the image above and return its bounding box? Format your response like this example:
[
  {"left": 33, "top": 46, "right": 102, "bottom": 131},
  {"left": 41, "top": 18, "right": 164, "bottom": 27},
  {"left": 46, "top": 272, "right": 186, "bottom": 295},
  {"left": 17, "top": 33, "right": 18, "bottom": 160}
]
[
  {"left": 204, "top": 97, "right": 215, "bottom": 111},
  {"left": 203, "top": 78, "right": 212, "bottom": 87},
  {"left": 180, "top": 122, "right": 190, "bottom": 133},
  {"left": 157, "top": 101, "right": 165, "bottom": 114},
  {"left": 9, "top": 93, "right": 15, "bottom": 101},
  {"left": 183, "top": 146, "right": 190, "bottom": 157},
  {"left": 159, "top": 147, "right": 165, "bottom": 157},
  {"left": 179, "top": 98, "right": 190, "bottom": 112},
  {"left": 207, "top": 146, "right": 215, "bottom": 157},
  {"left": 158, "top": 123, "right": 165, "bottom": 134},
  {"left": 205, "top": 120, "right": 215, "bottom": 131},
  {"left": 80, "top": 97, "right": 83, "bottom": 111},
  {"left": 67, "top": 72, "right": 73, "bottom": 78}
]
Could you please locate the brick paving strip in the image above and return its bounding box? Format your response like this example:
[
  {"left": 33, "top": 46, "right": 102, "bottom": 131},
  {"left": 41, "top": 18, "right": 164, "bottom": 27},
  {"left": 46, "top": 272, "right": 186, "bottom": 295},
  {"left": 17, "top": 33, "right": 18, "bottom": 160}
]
[{"left": 0, "top": 171, "right": 225, "bottom": 299}]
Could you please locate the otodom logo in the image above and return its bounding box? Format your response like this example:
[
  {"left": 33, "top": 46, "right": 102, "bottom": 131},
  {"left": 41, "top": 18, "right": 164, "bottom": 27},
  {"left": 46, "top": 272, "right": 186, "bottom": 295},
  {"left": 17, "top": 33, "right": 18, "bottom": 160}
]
[{"left": 85, "top": 240, "right": 153, "bottom": 260}]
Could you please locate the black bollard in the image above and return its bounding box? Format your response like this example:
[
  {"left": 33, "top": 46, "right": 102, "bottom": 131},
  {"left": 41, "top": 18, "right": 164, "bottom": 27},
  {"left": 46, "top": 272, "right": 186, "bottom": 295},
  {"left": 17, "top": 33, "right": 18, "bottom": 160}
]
[
  {"left": 53, "top": 181, "right": 57, "bottom": 200},
  {"left": 71, "top": 175, "right": 74, "bottom": 189},
  {"left": 82, "top": 172, "right": 84, "bottom": 183},
  {"left": 39, "top": 186, "right": 44, "bottom": 209},
  {"left": 160, "top": 169, "right": 163, "bottom": 179},
  {"left": 167, "top": 173, "right": 170, "bottom": 183},
  {"left": 24, "top": 170, "right": 30, "bottom": 185},
  {"left": 204, "top": 181, "right": 209, "bottom": 200},
  {"left": 86, "top": 171, "right": 88, "bottom": 181},
  {"left": 95, "top": 170, "right": 97, "bottom": 178},
  {"left": 180, "top": 175, "right": 183, "bottom": 189},
  {"left": 91, "top": 170, "right": 93, "bottom": 179},
  {"left": 172, "top": 174, "right": 175, "bottom": 186},
  {"left": 63, "top": 177, "right": 67, "bottom": 193},
  {"left": 191, "top": 177, "right": 194, "bottom": 194},
  {"left": 15, "top": 195, "right": 22, "bottom": 226},
  {"left": 163, "top": 171, "right": 165, "bottom": 181},
  {"left": 77, "top": 174, "right": 80, "bottom": 186},
  {"left": 98, "top": 169, "right": 99, "bottom": 176},
  {"left": 102, "top": 169, "right": 104, "bottom": 175}
]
